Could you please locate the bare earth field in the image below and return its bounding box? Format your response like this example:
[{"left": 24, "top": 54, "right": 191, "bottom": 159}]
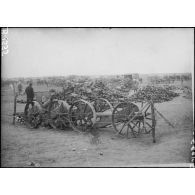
[{"left": 1, "top": 83, "right": 193, "bottom": 167}]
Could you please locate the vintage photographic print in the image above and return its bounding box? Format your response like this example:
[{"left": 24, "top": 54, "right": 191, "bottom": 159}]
[{"left": 1, "top": 28, "right": 194, "bottom": 167}]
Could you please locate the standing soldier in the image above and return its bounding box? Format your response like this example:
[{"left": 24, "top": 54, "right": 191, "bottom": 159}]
[{"left": 24, "top": 81, "right": 34, "bottom": 116}]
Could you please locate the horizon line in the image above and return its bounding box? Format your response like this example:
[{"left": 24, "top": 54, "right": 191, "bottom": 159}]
[{"left": 2, "top": 72, "right": 192, "bottom": 80}]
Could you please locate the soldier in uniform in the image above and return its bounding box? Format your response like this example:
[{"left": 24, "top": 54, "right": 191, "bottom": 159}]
[{"left": 24, "top": 81, "right": 34, "bottom": 116}]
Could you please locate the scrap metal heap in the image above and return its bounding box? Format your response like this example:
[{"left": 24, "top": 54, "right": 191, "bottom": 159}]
[
  {"left": 54, "top": 80, "right": 179, "bottom": 104},
  {"left": 130, "top": 85, "right": 179, "bottom": 103},
  {"left": 16, "top": 78, "right": 180, "bottom": 105}
]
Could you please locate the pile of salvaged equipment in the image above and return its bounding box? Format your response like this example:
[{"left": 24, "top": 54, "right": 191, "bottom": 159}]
[{"left": 13, "top": 81, "right": 177, "bottom": 143}]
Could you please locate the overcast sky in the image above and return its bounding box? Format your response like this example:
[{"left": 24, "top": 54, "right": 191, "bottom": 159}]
[{"left": 2, "top": 28, "right": 194, "bottom": 78}]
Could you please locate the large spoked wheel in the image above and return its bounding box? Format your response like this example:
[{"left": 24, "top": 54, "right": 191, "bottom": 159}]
[
  {"left": 93, "top": 98, "right": 113, "bottom": 112},
  {"left": 69, "top": 99, "right": 96, "bottom": 133},
  {"left": 52, "top": 113, "right": 70, "bottom": 130},
  {"left": 112, "top": 102, "right": 140, "bottom": 137}
]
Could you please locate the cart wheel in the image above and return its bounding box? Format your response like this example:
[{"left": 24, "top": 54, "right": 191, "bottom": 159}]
[
  {"left": 112, "top": 102, "right": 139, "bottom": 137},
  {"left": 52, "top": 114, "right": 70, "bottom": 130},
  {"left": 69, "top": 99, "right": 96, "bottom": 133},
  {"left": 93, "top": 98, "right": 113, "bottom": 112}
]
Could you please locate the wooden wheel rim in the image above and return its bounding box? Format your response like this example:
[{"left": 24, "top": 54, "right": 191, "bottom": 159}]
[
  {"left": 112, "top": 102, "right": 139, "bottom": 136},
  {"left": 69, "top": 99, "right": 96, "bottom": 132}
]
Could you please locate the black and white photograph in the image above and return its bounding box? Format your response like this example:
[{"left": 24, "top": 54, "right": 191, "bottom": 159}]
[{"left": 1, "top": 27, "right": 194, "bottom": 167}]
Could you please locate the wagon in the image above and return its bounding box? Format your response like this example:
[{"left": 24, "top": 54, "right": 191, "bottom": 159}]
[{"left": 68, "top": 98, "right": 156, "bottom": 142}]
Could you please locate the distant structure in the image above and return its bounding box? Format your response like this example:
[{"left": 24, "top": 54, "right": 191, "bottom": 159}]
[
  {"left": 123, "top": 74, "right": 133, "bottom": 80},
  {"left": 123, "top": 74, "right": 140, "bottom": 91},
  {"left": 123, "top": 74, "right": 139, "bottom": 80},
  {"left": 132, "top": 73, "right": 139, "bottom": 80}
]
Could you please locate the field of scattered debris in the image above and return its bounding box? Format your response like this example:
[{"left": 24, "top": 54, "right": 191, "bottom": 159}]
[{"left": 1, "top": 77, "right": 193, "bottom": 167}]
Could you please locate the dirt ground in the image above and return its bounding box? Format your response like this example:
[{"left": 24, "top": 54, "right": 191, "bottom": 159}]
[{"left": 1, "top": 83, "right": 194, "bottom": 167}]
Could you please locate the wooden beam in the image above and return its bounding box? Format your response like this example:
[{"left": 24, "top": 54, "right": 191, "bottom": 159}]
[
  {"left": 12, "top": 84, "right": 17, "bottom": 125},
  {"left": 151, "top": 101, "right": 156, "bottom": 143}
]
